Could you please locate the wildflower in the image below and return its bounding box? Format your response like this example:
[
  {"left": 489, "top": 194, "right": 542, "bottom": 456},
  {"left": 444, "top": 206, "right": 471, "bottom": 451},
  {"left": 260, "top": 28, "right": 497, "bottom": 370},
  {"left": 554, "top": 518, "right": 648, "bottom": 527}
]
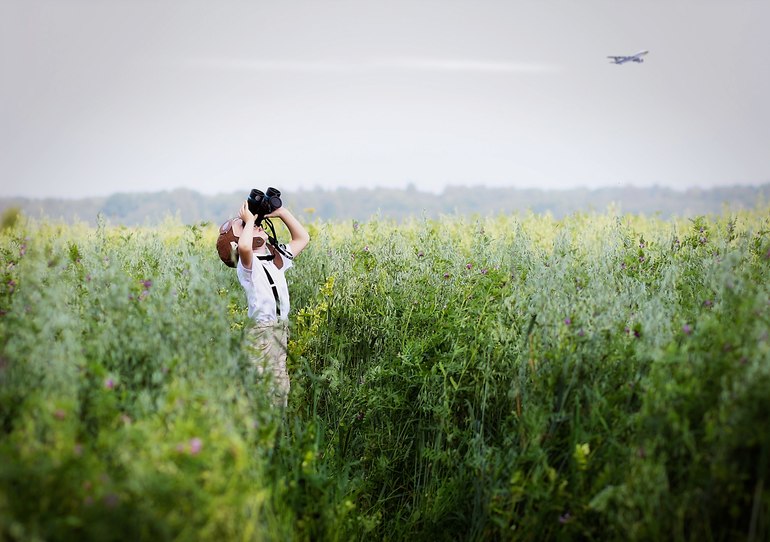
[
  {"left": 639, "top": 256, "right": 645, "bottom": 262},
  {"left": 7, "top": 280, "right": 15, "bottom": 292},
  {"left": 189, "top": 438, "right": 203, "bottom": 455},
  {"left": 564, "top": 317, "right": 571, "bottom": 325},
  {"left": 699, "top": 236, "right": 707, "bottom": 244},
  {"left": 141, "top": 279, "right": 152, "bottom": 289},
  {"left": 466, "top": 263, "right": 472, "bottom": 270},
  {"left": 682, "top": 323, "right": 692, "bottom": 335},
  {"left": 54, "top": 409, "right": 66, "bottom": 420},
  {"left": 558, "top": 512, "right": 571, "bottom": 524},
  {"left": 480, "top": 268, "right": 488, "bottom": 275},
  {"left": 703, "top": 299, "right": 713, "bottom": 308},
  {"left": 363, "top": 246, "right": 369, "bottom": 252},
  {"left": 443, "top": 273, "right": 450, "bottom": 279},
  {"left": 578, "top": 328, "right": 585, "bottom": 337},
  {"left": 104, "top": 378, "right": 115, "bottom": 390},
  {"left": 353, "top": 221, "right": 359, "bottom": 231},
  {"left": 417, "top": 250, "right": 424, "bottom": 258},
  {"left": 620, "top": 263, "right": 626, "bottom": 270}
]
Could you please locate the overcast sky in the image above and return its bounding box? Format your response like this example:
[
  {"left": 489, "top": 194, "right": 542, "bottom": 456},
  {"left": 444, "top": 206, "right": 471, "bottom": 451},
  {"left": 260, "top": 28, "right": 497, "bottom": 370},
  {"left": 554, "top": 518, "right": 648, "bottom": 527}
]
[{"left": 1, "top": 0, "right": 768, "bottom": 199}]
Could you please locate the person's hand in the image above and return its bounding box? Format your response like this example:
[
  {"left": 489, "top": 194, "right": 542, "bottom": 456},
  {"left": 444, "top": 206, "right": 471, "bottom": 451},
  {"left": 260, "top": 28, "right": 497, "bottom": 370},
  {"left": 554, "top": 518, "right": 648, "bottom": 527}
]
[
  {"left": 264, "top": 206, "right": 285, "bottom": 220},
  {"left": 239, "top": 201, "right": 255, "bottom": 224}
]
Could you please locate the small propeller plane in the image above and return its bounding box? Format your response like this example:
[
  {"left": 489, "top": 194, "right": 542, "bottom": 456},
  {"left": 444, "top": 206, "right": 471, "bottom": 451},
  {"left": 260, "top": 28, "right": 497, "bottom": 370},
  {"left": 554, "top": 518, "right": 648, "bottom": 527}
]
[{"left": 607, "top": 50, "right": 649, "bottom": 64}]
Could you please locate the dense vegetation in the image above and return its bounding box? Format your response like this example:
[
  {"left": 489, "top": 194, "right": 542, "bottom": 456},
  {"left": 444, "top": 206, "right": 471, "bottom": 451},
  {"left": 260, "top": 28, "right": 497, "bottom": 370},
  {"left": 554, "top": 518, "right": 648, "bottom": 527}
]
[
  {"left": 2, "top": 182, "right": 769, "bottom": 225},
  {"left": 1, "top": 207, "right": 769, "bottom": 541}
]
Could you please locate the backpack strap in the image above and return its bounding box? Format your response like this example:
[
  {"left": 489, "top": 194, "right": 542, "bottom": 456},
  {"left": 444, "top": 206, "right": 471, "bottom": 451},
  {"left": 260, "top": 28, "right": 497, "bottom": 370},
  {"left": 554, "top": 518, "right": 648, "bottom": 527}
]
[{"left": 260, "top": 265, "right": 281, "bottom": 318}]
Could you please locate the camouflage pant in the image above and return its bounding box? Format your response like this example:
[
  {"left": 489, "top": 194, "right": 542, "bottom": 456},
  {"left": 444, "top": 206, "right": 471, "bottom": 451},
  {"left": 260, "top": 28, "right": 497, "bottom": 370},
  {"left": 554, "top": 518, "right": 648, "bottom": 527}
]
[{"left": 247, "top": 320, "right": 290, "bottom": 408}]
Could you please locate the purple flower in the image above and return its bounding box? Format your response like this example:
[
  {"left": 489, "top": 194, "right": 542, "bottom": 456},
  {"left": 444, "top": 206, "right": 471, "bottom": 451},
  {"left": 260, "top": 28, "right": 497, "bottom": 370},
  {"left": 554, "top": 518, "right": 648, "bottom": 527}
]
[
  {"left": 54, "top": 409, "right": 66, "bottom": 420},
  {"left": 578, "top": 328, "right": 585, "bottom": 337},
  {"left": 480, "top": 268, "right": 488, "bottom": 275},
  {"left": 189, "top": 438, "right": 203, "bottom": 455},
  {"left": 466, "top": 263, "right": 473, "bottom": 270},
  {"left": 639, "top": 256, "right": 645, "bottom": 262},
  {"left": 417, "top": 250, "right": 425, "bottom": 258},
  {"left": 703, "top": 299, "right": 713, "bottom": 308},
  {"left": 682, "top": 324, "right": 692, "bottom": 335},
  {"left": 443, "top": 273, "right": 450, "bottom": 279},
  {"left": 103, "top": 493, "right": 120, "bottom": 508},
  {"left": 141, "top": 279, "right": 152, "bottom": 289},
  {"left": 353, "top": 221, "right": 360, "bottom": 231},
  {"left": 558, "top": 512, "right": 571, "bottom": 524},
  {"left": 620, "top": 263, "right": 626, "bottom": 270},
  {"left": 104, "top": 378, "right": 115, "bottom": 390},
  {"left": 564, "top": 317, "right": 571, "bottom": 326},
  {"left": 699, "top": 236, "right": 707, "bottom": 244},
  {"left": 363, "top": 246, "right": 369, "bottom": 252}
]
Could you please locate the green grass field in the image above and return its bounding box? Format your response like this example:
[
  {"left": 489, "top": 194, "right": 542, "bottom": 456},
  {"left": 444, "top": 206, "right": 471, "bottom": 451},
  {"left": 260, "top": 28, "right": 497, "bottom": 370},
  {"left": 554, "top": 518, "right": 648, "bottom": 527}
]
[{"left": 1, "top": 208, "right": 769, "bottom": 541}]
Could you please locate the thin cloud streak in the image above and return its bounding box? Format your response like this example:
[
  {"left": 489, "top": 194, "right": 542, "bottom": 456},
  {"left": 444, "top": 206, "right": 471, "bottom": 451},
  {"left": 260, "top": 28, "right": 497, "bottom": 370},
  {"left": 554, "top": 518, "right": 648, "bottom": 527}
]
[{"left": 184, "top": 57, "right": 561, "bottom": 74}]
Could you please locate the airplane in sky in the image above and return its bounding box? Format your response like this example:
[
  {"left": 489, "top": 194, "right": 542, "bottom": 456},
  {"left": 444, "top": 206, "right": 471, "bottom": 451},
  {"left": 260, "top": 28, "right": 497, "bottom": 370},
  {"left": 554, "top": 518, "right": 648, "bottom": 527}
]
[{"left": 607, "top": 50, "right": 649, "bottom": 64}]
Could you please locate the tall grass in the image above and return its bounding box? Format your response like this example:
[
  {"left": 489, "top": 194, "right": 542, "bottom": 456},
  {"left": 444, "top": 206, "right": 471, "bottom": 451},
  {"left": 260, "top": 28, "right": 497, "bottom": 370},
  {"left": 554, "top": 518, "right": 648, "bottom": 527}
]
[{"left": 1, "top": 209, "right": 769, "bottom": 541}]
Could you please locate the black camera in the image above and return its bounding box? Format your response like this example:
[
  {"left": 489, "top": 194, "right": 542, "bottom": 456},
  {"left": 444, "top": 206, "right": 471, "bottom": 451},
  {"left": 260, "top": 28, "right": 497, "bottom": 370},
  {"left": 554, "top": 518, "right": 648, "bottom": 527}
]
[{"left": 247, "top": 187, "right": 282, "bottom": 221}]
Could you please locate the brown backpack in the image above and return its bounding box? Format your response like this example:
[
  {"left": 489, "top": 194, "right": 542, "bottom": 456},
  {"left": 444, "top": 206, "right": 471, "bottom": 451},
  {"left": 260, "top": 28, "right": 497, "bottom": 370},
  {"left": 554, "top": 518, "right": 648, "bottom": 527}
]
[{"left": 216, "top": 218, "right": 284, "bottom": 269}]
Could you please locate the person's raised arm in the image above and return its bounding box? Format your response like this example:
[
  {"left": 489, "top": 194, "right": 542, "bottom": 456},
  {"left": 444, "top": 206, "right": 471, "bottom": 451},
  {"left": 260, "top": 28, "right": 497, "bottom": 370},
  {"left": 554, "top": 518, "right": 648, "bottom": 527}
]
[
  {"left": 270, "top": 207, "right": 309, "bottom": 257},
  {"left": 238, "top": 201, "right": 255, "bottom": 270}
]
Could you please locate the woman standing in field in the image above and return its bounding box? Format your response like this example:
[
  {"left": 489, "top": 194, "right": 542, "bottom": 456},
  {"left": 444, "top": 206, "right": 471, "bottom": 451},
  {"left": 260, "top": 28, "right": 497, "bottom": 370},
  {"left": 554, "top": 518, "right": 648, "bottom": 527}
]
[{"left": 235, "top": 200, "right": 310, "bottom": 408}]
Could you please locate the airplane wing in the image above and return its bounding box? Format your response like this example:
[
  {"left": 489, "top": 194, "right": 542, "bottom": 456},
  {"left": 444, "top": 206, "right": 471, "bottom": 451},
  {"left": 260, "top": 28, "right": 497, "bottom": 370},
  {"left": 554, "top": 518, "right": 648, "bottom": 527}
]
[{"left": 608, "top": 51, "right": 648, "bottom": 64}]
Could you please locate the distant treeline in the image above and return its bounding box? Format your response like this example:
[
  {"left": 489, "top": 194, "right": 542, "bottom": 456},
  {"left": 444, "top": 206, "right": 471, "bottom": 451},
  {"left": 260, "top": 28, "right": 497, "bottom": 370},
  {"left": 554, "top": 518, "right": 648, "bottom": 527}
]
[{"left": 2, "top": 184, "right": 769, "bottom": 225}]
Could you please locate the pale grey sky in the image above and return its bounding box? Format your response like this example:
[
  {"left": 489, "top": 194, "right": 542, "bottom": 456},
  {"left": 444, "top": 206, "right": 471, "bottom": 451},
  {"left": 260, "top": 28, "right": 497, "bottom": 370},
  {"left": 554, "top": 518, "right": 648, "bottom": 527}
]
[{"left": 1, "top": 0, "right": 768, "bottom": 198}]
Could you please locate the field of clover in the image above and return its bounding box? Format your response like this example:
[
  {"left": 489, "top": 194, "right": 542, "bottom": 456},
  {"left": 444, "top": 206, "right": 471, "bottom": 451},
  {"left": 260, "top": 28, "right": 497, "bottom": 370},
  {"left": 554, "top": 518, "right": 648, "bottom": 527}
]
[{"left": 1, "top": 206, "right": 769, "bottom": 541}]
